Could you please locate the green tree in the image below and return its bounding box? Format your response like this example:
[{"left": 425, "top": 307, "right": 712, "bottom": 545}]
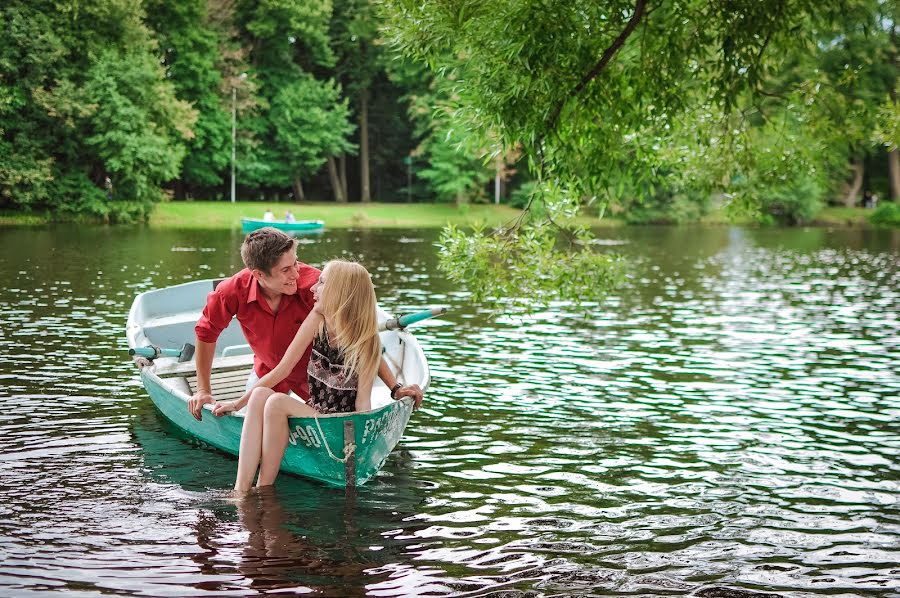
[
  {"left": 379, "top": 0, "right": 882, "bottom": 303},
  {"left": 270, "top": 76, "right": 355, "bottom": 201},
  {"left": 796, "top": 0, "right": 897, "bottom": 206},
  {"left": 384, "top": 58, "right": 498, "bottom": 204},
  {"left": 331, "top": 0, "right": 383, "bottom": 203},
  {"left": 0, "top": 0, "right": 195, "bottom": 221},
  {"left": 233, "top": 0, "right": 337, "bottom": 199},
  {"left": 82, "top": 48, "right": 196, "bottom": 215},
  {"left": 144, "top": 0, "right": 232, "bottom": 195}
]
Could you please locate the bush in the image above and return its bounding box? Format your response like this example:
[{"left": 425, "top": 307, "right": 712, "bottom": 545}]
[
  {"left": 624, "top": 192, "right": 710, "bottom": 224},
  {"left": 869, "top": 202, "right": 900, "bottom": 227},
  {"left": 756, "top": 175, "right": 824, "bottom": 226}
]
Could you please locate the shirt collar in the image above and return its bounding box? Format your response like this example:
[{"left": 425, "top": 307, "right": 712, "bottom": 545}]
[{"left": 247, "top": 272, "right": 261, "bottom": 304}]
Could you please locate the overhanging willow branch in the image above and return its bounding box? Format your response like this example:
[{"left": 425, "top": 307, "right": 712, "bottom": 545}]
[{"left": 546, "top": 0, "right": 648, "bottom": 133}]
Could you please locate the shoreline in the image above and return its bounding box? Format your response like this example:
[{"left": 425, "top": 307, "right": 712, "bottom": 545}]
[{"left": 0, "top": 202, "right": 888, "bottom": 229}]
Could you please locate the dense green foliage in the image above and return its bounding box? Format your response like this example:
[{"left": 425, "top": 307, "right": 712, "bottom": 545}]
[
  {"left": 869, "top": 201, "right": 900, "bottom": 226},
  {"left": 379, "top": 0, "right": 898, "bottom": 302},
  {"left": 3, "top": 2, "right": 895, "bottom": 218},
  {"left": 0, "top": 0, "right": 449, "bottom": 218},
  {"left": 1, "top": 0, "right": 195, "bottom": 221},
  {"left": 0, "top": 0, "right": 896, "bottom": 302}
]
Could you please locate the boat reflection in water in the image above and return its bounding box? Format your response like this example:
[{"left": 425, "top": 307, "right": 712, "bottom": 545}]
[
  {"left": 202, "top": 487, "right": 371, "bottom": 596},
  {"left": 132, "top": 408, "right": 426, "bottom": 596}
]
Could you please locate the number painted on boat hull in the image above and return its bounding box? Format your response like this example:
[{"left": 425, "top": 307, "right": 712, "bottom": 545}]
[{"left": 288, "top": 424, "right": 321, "bottom": 448}]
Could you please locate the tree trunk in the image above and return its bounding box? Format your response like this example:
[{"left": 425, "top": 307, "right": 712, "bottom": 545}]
[
  {"left": 359, "top": 92, "right": 371, "bottom": 203},
  {"left": 889, "top": 148, "right": 900, "bottom": 201},
  {"left": 891, "top": 28, "right": 899, "bottom": 201},
  {"left": 339, "top": 153, "right": 348, "bottom": 202},
  {"left": 292, "top": 176, "right": 305, "bottom": 202},
  {"left": 843, "top": 158, "right": 864, "bottom": 207},
  {"left": 327, "top": 157, "right": 346, "bottom": 203},
  {"left": 174, "top": 179, "right": 186, "bottom": 201}
]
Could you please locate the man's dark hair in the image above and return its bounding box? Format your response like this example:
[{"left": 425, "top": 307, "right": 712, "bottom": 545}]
[{"left": 240, "top": 228, "right": 296, "bottom": 273}]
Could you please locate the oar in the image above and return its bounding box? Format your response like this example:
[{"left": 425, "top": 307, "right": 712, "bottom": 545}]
[
  {"left": 129, "top": 342, "right": 195, "bottom": 363},
  {"left": 380, "top": 307, "right": 447, "bottom": 331}
]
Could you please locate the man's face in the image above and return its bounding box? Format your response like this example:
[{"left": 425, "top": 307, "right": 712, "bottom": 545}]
[{"left": 255, "top": 250, "right": 298, "bottom": 296}]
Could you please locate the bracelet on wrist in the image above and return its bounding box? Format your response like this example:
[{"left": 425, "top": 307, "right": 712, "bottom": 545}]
[{"left": 390, "top": 383, "right": 402, "bottom": 399}]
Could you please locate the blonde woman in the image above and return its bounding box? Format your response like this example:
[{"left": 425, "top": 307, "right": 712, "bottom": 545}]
[{"left": 213, "top": 260, "right": 385, "bottom": 493}]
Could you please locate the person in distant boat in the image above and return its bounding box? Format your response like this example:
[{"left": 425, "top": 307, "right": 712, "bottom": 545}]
[
  {"left": 284, "top": 210, "right": 296, "bottom": 223},
  {"left": 187, "top": 228, "right": 422, "bottom": 424},
  {"left": 213, "top": 259, "right": 392, "bottom": 493},
  {"left": 263, "top": 209, "right": 275, "bottom": 222}
]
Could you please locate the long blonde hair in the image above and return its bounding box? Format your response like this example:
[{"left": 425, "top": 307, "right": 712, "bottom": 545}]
[{"left": 317, "top": 260, "right": 381, "bottom": 385}]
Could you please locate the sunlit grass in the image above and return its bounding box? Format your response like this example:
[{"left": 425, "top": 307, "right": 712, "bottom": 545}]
[
  {"left": 150, "top": 201, "right": 527, "bottom": 229},
  {"left": 814, "top": 206, "right": 873, "bottom": 226},
  {"left": 0, "top": 202, "right": 881, "bottom": 229}
]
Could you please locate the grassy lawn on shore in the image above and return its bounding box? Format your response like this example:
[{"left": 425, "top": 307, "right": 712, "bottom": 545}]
[
  {"left": 0, "top": 201, "right": 886, "bottom": 229},
  {"left": 813, "top": 206, "right": 877, "bottom": 226},
  {"left": 150, "top": 201, "right": 527, "bottom": 229},
  {"left": 0, "top": 201, "right": 622, "bottom": 229},
  {"left": 150, "top": 201, "right": 876, "bottom": 230}
]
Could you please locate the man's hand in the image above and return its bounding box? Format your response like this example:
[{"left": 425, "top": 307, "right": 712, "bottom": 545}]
[
  {"left": 395, "top": 384, "right": 423, "bottom": 410},
  {"left": 189, "top": 391, "right": 214, "bottom": 421}
]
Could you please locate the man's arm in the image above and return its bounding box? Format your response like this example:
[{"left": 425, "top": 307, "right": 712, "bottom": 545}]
[
  {"left": 190, "top": 276, "right": 241, "bottom": 420},
  {"left": 189, "top": 340, "right": 216, "bottom": 420},
  {"left": 377, "top": 358, "right": 423, "bottom": 409}
]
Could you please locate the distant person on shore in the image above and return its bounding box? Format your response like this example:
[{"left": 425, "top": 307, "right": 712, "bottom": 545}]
[
  {"left": 213, "top": 259, "right": 398, "bottom": 493},
  {"left": 187, "top": 228, "right": 422, "bottom": 438},
  {"left": 284, "top": 210, "right": 296, "bottom": 223},
  {"left": 862, "top": 190, "right": 879, "bottom": 209},
  {"left": 263, "top": 209, "right": 275, "bottom": 222}
]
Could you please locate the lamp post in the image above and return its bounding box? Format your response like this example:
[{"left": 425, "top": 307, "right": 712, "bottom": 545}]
[
  {"left": 494, "top": 155, "right": 502, "bottom": 205},
  {"left": 231, "top": 86, "right": 236, "bottom": 203},
  {"left": 403, "top": 155, "right": 412, "bottom": 203},
  {"left": 230, "top": 74, "right": 246, "bottom": 204}
]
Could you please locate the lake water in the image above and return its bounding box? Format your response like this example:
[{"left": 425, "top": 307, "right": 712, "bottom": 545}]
[{"left": 0, "top": 224, "right": 897, "bottom": 597}]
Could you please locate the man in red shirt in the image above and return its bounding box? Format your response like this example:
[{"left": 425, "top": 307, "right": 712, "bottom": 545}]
[{"left": 188, "top": 227, "right": 423, "bottom": 420}]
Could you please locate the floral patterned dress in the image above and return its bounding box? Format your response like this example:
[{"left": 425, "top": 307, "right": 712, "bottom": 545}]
[{"left": 306, "top": 326, "right": 358, "bottom": 414}]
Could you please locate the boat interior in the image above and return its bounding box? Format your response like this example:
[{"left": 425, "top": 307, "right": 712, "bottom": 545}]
[{"left": 129, "top": 280, "right": 423, "bottom": 411}]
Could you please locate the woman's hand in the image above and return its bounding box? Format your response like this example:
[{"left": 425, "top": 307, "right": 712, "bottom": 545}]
[
  {"left": 394, "top": 384, "right": 423, "bottom": 410},
  {"left": 212, "top": 401, "right": 239, "bottom": 417}
]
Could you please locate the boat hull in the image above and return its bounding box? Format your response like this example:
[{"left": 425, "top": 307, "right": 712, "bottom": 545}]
[
  {"left": 127, "top": 278, "right": 430, "bottom": 488},
  {"left": 141, "top": 369, "right": 414, "bottom": 487},
  {"left": 241, "top": 218, "right": 324, "bottom": 234}
]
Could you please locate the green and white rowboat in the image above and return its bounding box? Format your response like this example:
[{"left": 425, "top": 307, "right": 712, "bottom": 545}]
[
  {"left": 126, "top": 279, "right": 433, "bottom": 488},
  {"left": 240, "top": 218, "right": 325, "bottom": 234}
]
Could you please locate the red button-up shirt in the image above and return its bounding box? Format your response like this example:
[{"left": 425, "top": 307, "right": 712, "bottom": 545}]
[{"left": 195, "top": 263, "right": 321, "bottom": 399}]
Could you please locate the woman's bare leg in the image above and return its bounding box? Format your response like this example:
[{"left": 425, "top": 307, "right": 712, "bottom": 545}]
[
  {"left": 256, "top": 394, "right": 318, "bottom": 487},
  {"left": 234, "top": 387, "right": 276, "bottom": 493}
]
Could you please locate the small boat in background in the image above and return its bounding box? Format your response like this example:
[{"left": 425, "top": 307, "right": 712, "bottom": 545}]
[
  {"left": 126, "top": 279, "right": 436, "bottom": 488},
  {"left": 241, "top": 218, "right": 325, "bottom": 234}
]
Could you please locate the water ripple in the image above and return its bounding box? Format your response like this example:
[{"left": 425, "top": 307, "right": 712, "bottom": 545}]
[{"left": 0, "top": 226, "right": 897, "bottom": 596}]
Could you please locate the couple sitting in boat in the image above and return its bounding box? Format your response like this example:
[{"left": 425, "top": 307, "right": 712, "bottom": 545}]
[{"left": 187, "top": 228, "right": 423, "bottom": 494}]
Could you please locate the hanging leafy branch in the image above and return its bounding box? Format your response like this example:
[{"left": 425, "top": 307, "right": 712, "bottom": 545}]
[{"left": 378, "top": 0, "right": 886, "bottom": 305}]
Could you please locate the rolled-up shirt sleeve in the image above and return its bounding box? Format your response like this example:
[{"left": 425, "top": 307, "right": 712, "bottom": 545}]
[{"left": 195, "top": 279, "right": 239, "bottom": 344}]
